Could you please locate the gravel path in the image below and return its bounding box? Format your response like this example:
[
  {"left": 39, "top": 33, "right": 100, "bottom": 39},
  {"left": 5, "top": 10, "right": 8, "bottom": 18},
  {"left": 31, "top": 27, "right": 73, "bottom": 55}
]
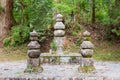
[{"left": 0, "top": 60, "right": 120, "bottom": 80}]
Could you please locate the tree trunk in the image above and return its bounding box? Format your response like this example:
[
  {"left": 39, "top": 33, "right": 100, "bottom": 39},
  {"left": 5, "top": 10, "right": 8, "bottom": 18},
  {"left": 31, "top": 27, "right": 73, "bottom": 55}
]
[
  {"left": 91, "top": 0, "right": 95, "bottom": 24},
  {"left": 0, "top": 0, "right": 14, "bottom": 47}
]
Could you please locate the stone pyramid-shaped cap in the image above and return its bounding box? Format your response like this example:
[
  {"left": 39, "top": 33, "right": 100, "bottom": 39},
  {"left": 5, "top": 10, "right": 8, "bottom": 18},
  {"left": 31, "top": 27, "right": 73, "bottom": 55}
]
[
  {"left": 27, "top": 41, "right": 40, "bottom": 49},
  {"left": 56, "top": 14, "right": 63, "bottom": 22},
  {"left": 30, "top": 30, "right": 38, "bottom": 37},
  {"left": 83, "top": 30, "right": 90, "bottom": 37},
  {"left": 81, "top": 41, "right": 94, "bottom": 49}
]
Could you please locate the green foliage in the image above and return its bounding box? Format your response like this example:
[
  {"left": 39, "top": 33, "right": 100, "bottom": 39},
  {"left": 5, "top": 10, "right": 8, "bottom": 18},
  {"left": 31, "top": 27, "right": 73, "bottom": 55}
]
[
  {"left": 6, "top": 0, "right": 54, "bottom": 46},
  {"left": 3, "top": 25, "right": 30, "bottom": 46},
  {"left": 80, "top": 66, "right": 95, "bottom": 73},
  {"left": 0, "top": 5, "right": 4, "bottom": 12},
  {"left": 50, "top": 39, "right": 57, "bottom": 51},
  {"left": 112, "top": 28, "right": 120, "bottom": 36},
  {"left": 76, "top": 38, "right": 82, "bottom": 46},
  {"left": 3, "top": 38, "right": 10, "bottom": 47}
]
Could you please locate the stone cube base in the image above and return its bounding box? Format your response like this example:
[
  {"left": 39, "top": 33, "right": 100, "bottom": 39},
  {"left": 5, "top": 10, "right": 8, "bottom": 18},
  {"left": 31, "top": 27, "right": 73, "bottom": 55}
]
[
  {"left": 79, "top": 58, "right": 94, "bottom": 67},
  {"left": 27, "top": 58, "right": 40, "bottom": 67}
]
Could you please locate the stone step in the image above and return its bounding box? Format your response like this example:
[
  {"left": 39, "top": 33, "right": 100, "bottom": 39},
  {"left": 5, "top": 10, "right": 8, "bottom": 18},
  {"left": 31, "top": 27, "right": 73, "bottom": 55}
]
[{"left": 40, "top": 53, "right": 82, "bottom": 57}]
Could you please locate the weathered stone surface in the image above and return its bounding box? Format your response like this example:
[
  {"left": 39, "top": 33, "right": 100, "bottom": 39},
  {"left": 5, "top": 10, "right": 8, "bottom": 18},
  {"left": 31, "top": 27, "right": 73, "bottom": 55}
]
[
  {"left": 79, "top": 58, "right": 94, "bottom": 66},
  {"left": 54, "top": 22, "right": 65, "bottom": 30},
  {"left": 27, "top": 41, "right": 40, "bottom": 49},
  {"left": 30, "top": 36, "right": 38, "bottom": 41},
  {"left": 83, "top": 30, "right": 90, "bottom": 37},
  {"left": 80, "top": 41, "right": 94, "bottom": 49},
  {"left": 54, "top": 30, "right": 65, "bottom": 37},
  {"left": 30, "top": 30, "right": 38, "bottom": 37},
  {"left": 80, "top": 49, "right": 93, "bottom": 58},
  {"left": 27, "top": 58, "right": 40, "bottom": 67},
  {"left": 27, "top": 50, "right": 40, "bottom": 58}
]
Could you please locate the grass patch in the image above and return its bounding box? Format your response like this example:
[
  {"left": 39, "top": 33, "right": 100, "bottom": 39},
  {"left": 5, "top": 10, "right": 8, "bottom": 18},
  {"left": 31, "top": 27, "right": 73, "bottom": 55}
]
[
  {"left": 93, "top": 42, "right": 120, "bottom": 61},
  {"left": 0, "top": 44, "right": 27, "bottom": 62}
]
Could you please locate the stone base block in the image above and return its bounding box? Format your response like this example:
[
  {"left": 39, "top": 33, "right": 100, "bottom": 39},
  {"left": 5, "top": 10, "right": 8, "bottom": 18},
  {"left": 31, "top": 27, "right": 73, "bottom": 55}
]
[
  {"left": 78, "top": 58, "right": 95, "bottom": 73},
  {"left": 27, "top": 58, "right": 40, "bottom": 67},
  {"left": 79, "top": 58, "right": 94, "bottom": 67},
  {"left": 25, "top": 58, "right": 43, "bottom": 73}
]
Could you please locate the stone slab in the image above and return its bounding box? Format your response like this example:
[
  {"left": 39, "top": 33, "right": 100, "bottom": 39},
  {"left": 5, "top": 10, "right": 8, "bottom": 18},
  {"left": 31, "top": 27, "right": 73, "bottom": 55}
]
[{"left": 27, "top": 58, "right": 40, "bottom": 67}]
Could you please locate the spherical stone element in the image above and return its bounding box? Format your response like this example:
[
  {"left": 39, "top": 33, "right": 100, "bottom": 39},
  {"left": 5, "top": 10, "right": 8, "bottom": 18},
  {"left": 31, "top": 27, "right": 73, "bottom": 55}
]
[
  {"left": 28, "top": 50, "right": 40, "bottom": 58},
  {"left": 83, "top": 30, "right": 90, "bottom": 37},
  {"left": 54, "top": 22, "right": 65, "bottom": 30},
  {"left": 54, "top": 30, "right": 65, "bottom": 37},
  {"left": 27, "top": 41, "right": 40, "bottom": 49},
  {"left": 81, "top": 41, "right": 94, "bottom": 49},
  {"left": 30, "top": 30, "right": 38, "bottom": 37},
  {"left": 80, "top": 49, "right": 93, "bottom": 58}
]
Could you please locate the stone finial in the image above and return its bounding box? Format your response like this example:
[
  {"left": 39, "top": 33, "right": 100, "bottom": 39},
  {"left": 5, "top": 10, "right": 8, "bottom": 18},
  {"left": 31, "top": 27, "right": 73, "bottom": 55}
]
[
  {"left": 30, "top": 30, "right": 38, "bottom": 37},
  {"left": 83, "top": 30, "right": 90, "bottom": 37},
  {"left": 54, "top": 14, "right": 65, "bottom": 30},
  {"left": 56, "top": 14, "right": 63, "bottom": 22},
  {"left": 30, "top": 30, "right": 39, "bottom": 41}
]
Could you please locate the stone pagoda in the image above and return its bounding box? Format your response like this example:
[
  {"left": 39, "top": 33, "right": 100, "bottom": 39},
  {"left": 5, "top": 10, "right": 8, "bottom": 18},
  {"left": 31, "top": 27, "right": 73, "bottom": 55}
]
[
  {"left": 25, "top": 30, "right": 42, "bottom": 72},
  {"left": 80, "top": 31, "right": 94, "bottom": 72},
  {"left": 54, "top": 14, "right": 65, "bottom": 55}
]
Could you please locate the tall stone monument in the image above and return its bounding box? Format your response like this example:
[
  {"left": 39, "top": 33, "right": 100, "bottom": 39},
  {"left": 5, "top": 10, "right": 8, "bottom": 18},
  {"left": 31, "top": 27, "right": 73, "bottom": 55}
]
[
  {"left": 25, "top": 30, "right": 42, "bottom": 72},
  {"left": 54, "top": 14, "right": 65, "bottom": 55}
]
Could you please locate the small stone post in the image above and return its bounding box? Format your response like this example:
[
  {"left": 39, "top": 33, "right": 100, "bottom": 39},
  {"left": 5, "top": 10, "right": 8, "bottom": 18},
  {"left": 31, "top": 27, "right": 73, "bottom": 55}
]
[
  {"left": 25, "top": 30, "right": 43, "bottom": 73},
  {"left": 54, "top": 14, "right": 65, "bottom": 55},
  {"left": 79, "top": 31, "right": 94, "bottom": 72}
]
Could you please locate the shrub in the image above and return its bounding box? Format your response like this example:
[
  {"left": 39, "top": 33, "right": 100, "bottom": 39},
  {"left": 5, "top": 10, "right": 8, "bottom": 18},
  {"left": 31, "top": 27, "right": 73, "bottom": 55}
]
[
  {"left": 3, "top": 25, "right": 30, "bottom": 46},
  {"left": 50, "top": 39, "right": 57, "bottom": 51}
]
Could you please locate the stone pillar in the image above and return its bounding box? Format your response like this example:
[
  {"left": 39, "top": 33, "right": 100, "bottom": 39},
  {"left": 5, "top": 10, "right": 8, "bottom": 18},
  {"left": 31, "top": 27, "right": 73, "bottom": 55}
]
[
  {"left": 54, "top": 14, "right": 65, "bottom": 55},
  {"left": 79, "top": 31, "right": 95, "bottom": 72},
  {"left": 25, "top": 30, "right": 43, "bottom": 73}
]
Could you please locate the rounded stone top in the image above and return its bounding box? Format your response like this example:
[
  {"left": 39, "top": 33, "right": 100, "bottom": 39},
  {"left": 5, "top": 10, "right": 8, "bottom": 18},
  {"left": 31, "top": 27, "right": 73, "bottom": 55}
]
[
  {"left": 80, "top": 41, "right": 94, "bottom": 49},
  {"left": 56, "top": 14, "right": 63, "bottom": 22},
  {"left": 57, "top": 14, "right": 63, "bottom": 18},
  {"left": 30, "top": 30, "right": 38, "bottom": 37},
  {"left": 27, "top": 41, "right": 40, "bottom": 49},
  {"left": 54, "top": 22, "right": 65, "bottom": 30},
  {"left": 83, "top": 30, "right": 90, "bottom": 37}
]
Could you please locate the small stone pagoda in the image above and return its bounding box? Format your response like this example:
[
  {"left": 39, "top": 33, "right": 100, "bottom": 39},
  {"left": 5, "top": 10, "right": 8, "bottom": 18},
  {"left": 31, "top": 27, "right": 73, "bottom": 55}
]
[
  {"left": 80, "top": 31, "right": 94, "bottom": 71},
  {"left": 26, "top": 30, "right": 42, "bottom": 72}
]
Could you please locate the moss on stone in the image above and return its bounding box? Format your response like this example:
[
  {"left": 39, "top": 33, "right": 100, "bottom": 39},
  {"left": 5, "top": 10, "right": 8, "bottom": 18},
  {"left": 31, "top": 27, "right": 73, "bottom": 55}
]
[{"left": 79, "top": 65, "right": 95, "bottom": 73}]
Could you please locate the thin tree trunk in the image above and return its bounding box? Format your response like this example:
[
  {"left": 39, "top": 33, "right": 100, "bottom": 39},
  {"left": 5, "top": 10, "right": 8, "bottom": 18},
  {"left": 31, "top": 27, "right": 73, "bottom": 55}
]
[
  {"left": 0, "top": 0, "right": 14, "bottom": 47},
  {"left": 91, "top": 0, "right": 95, "bottom": 24}
]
